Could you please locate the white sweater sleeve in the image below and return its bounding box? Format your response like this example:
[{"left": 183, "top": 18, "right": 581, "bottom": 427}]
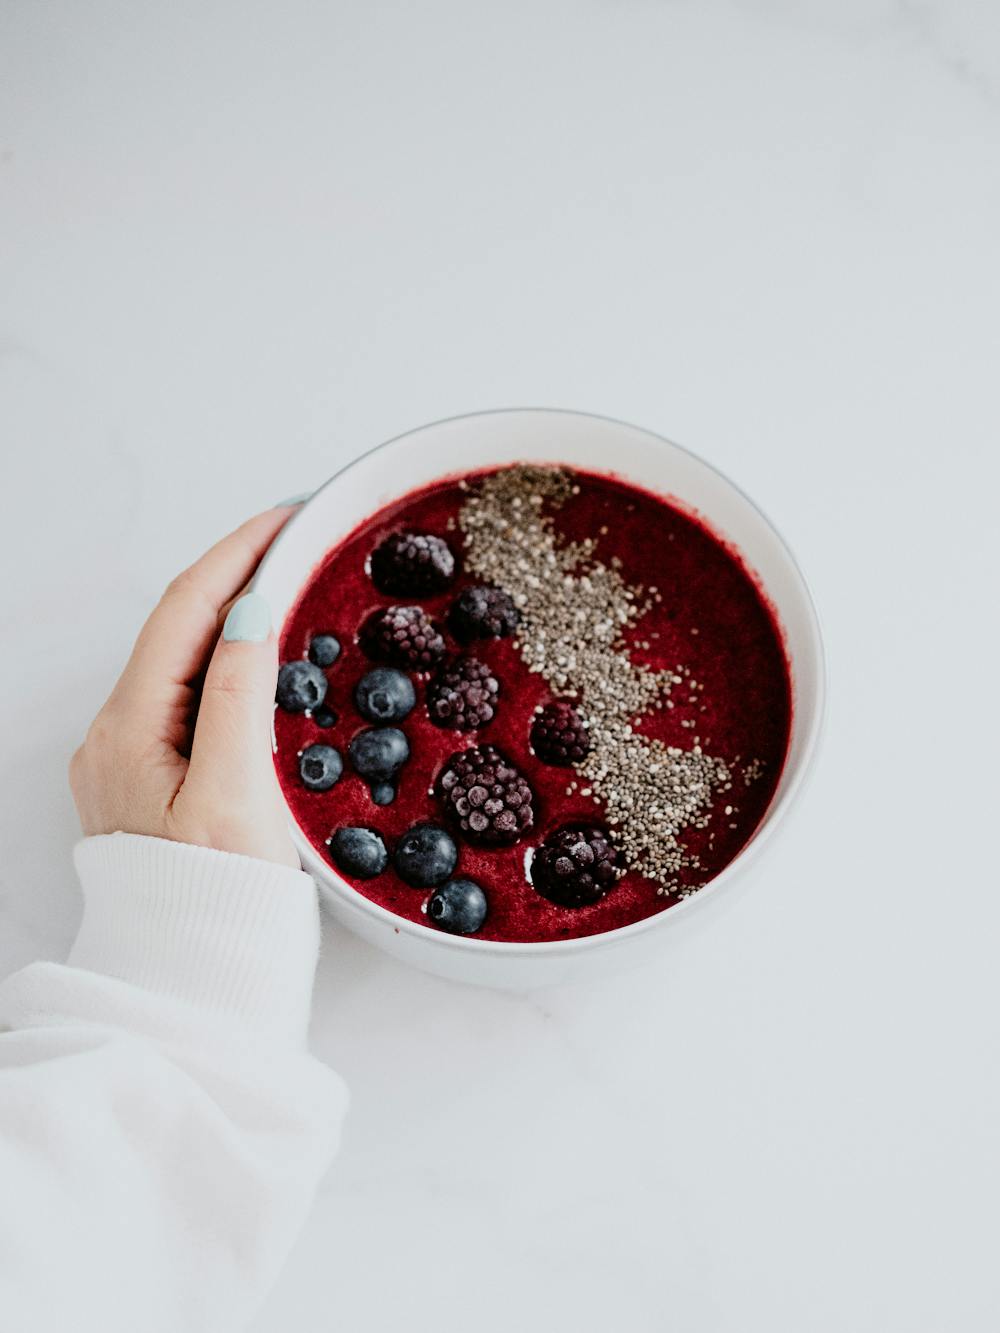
[{"left": 0, "top": 833, "right": 348, "bottom": 1333}]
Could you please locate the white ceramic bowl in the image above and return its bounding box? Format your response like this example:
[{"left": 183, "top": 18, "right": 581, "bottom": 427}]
[{"left": 254, "top": 409, "right": 825, "bottom": 988}]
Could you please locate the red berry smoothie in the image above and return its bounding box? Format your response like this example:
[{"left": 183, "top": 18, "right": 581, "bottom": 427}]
[{"left": 274, "top": 465, "right": 792, "bottom": 944}]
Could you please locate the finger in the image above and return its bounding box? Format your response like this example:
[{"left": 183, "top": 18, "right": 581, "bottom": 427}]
[
  {"left": 216, "top": 579, "right": 253, "bottom": 634},
  {"left": 160, "top": 571, "right": 266, "bottom": 760},
  {"left": 111, "top": 506, "right": 293, "bottom": 718},
  {"left": 184, "top": 592, "right": 280, "bottom": 796}
]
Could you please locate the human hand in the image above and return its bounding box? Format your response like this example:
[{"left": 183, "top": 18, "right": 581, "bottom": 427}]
[{"left": 70, "top": 506, "right": 300, "bottom": 868}]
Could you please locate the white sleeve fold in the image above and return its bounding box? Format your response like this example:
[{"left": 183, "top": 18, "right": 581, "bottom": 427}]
[
  {"left": 69, "top": 833, "right": 320, "bottom": 1041},
  {"left": 0, "top": 833, "right": 348, "bottom": 1333}
]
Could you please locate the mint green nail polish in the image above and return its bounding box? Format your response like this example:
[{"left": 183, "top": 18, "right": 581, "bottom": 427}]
[
  {"left": 275, "top": 491, "right": 312, "bottom": 508},
  {"left": 223, "top": 592, "right": 271, "bottom": 643}
]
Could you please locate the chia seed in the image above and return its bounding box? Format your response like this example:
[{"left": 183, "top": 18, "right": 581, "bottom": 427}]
[{"left": 459, "top": 465, "right": 736, "bottom": 894}]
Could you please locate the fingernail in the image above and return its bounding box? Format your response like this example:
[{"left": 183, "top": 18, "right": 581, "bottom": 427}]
[
  {"left": 275, "top": 491, "right": 312, "bottom": 508},
  {"left": 223, "top": 592, "right": 272, "bottom": 643}
]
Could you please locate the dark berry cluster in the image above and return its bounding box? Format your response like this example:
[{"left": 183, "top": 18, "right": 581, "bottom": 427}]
[
  {"left": 360, "top": 605, "right": 446, "bottom": 669},
  {"left": 370, "top": 531, "right": 456, "bottom": 596},
  {"left": 437, "top": 745, "right": 535, "bottom": 845},
  {"left": 530, "top": 825, "right": 621, "bottom": 907},
  {"left": 530, "top": 700, "right": 590, "bottom": 766},
  {"left": 427, "top": 656, "right": 499, "bottom": 730},
  {"left": 449, "top": 584, "right": 520, "bottom": 640}
]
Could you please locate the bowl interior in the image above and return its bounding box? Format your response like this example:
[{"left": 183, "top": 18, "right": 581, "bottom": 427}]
[{"left": 254, "top": 409, "right": 824, "bottom": 952}]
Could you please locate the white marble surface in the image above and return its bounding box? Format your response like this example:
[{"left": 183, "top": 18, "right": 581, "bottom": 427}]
[{"left": 2, "top": 2, "right": 999, "bottom": 1329}]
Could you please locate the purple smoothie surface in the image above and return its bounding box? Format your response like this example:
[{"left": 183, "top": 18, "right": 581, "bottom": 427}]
[{"left": 274, "top": 465, "right": 792, "bottom": 943}]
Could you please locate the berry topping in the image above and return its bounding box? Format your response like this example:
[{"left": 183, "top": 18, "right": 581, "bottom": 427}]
[
  {"left": 426, "top": 656, "right": 499, "bottom": 731},
  {"left": 308, "top": 633, "right": 341, "bottom": 668},
  {"left": 428, "top": 878, "right": 488, "bottom": 935},
  {"left": 360, "top": 606, "right": 446, "bottom": 670},
  {"left": 299, "top": 743, "right": 343, "bottom": 792},
  {"left": 329, "top": 827, "right": 388, "bottom": 879},
  {"left": 348, "top": 727, "right": 410, "bottom": 782},
  {"left": 449, "top": 584, "right": 521, "bottom": 640},
  {"left": 312, "top": 704, "right": 337, "bottom": 729},
  {"left": 370, "top": 781, "right": 396, "bottom": 806},
  {"left": 393, "top": 823, "right": 458, "bottom": 888},
  {"left": 530, "top": 825, "right": 621, "bottom": 907},
  {"left": 354, "top": 667, "right": 416, "bottom": 724},
  {"left": 530, "top": 700, "right": 591, "bottom": 766},
  {"left": 370, "top": 532, "right": 456, "bottom": 596},
  {"left": 276, "top": 660, "right": 328, "bottom": 713},
  {"left": 437, "top": 745, "right": 535, "bottom": 846}
]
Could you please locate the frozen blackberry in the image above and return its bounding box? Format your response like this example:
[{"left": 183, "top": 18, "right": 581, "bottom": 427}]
[
  {"left": 530, "top": 700, "right": 591, "bottom": 766},
  {"left": 449, "top": 584, "right": 520, "bottom": 640},
  {"left": 360, "top": 606, "right": 446, "bottom": 670},
  {"left": 530, "top": 825, "right": 621, "bottom": 907},
  {"left": 437, "top": 745, "right": 535, "bottom": 846},
  {"left": 427, "top": 656, "right": 499, "bottom": 731},
  {"left": 370, "top": 531, "right": 456, "bottom": 596}
]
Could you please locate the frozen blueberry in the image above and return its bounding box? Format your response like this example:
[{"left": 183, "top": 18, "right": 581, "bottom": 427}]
[
  {"left": 276, "top": 660, "right": 328, "bottom": 713},
  {"left": 348, "top": 726, "right": 410, "bottom": 782},
  {"left": 298, "top": 744, "right": 343, "bottom": 792},
  {"left": 427, "top": 878, "right": 488, "bottom": 935},
  {"left": 393, "top": 823, "right": 458, "bottom": 888},
  {"left": 308, "top": 634, "right": 341, "bottom": 668},
  {"left": 329, "top": 827, "right": 388, "bottom": 879},
  {"left": 354, "top": 667, "right": 416, "bottom": 725},
  {"left": 312, "top": 704, "right": 337, "bottom": 729},
  {"left": 371, "top": 781, "right": 396, "bottom": 806}
]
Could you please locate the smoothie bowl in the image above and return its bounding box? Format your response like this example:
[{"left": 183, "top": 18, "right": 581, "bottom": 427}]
[{"left": 253, "top": 410, "right": 824, "bottom": 987}]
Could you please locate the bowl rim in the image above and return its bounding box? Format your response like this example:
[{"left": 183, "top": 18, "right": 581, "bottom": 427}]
[{"left": 254, "top": 406, "right": 827, "bottom": 957}]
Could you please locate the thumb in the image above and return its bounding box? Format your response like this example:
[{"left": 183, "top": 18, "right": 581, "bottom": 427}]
[
  {"left": 187, "top": 591, "right": 281, "bottom": 803},
  {"left": 173, "top": 592, "right": 299, "bottom": 868}
]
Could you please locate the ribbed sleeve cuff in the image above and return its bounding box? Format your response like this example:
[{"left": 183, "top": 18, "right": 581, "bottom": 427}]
[{"left": 69, "top": 834, "right": 321, "bottom": 1045}]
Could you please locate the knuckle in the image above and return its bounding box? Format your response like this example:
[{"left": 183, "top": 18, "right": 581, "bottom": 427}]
[
  {"left": 165, "top": 566, "right": 199, "bottom": 599},
  {"left": 84, "top": 712, "right": 115, "bottom": 755},
  {"left": 162, "top": 567, "right": 214, "bottom": 616},
  {"left": 83, "top": 704, "right": 137, "bottom": 768}
]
